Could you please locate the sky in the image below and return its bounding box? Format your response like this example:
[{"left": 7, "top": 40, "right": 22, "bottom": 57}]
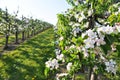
[{"left": 0, "top": 0, "right": 71, "bottom": 25}]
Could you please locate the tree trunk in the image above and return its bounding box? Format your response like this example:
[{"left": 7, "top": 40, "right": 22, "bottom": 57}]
[
  {"left": 78, "top": 52, "right": 85, "bottom": 73},
  {"left": 88, "top": 67, "right": 92, "bottom": 80},
  {"left": 34, "top": 30, "right": 36, "bottom": 35},
  {"left": 31, "top": 29, "right": 34, "bottom": 36},
  {"left": 22, "top": 31, "right": 25, "bottom": 41},
  {"left": 27, "top": 31, "right": 29, "bottom": 38},
  {"left": 90, "top": 72, "right": 97, "bottom": 80},
  {"left": 24, "top": 32, "right": 26, "bottom": 39},
  {"left": 4, "top": 34, "right": 9, "bottom": 49},
  {"left": 88, "top": 67, "right": 98, "bottom": 80},
  {"left": 31, "top": 30, "right": 32, "bottom": 36},
  {"left": 32, "top": 30, "right": 34, "bottom": 36},
  {"left": 15, "top": 31, "right": 18, "bottom": 44}
]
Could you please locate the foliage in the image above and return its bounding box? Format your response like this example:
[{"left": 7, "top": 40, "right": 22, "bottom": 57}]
[{"left": 45, "top": 0, "right": 120, "bottom": 80}]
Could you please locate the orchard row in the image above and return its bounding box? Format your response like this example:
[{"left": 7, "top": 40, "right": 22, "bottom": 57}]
[{"left": 0, "top": 8, "right": 53, "bottom": 49}]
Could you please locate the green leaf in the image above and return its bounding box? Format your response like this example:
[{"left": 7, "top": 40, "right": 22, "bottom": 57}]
[
  {"left": 44, "top": 67, "right": 50, "bottom": 77},
  {"left": 77, "top": 37, "right": 83, "bottom": 45},
  {"left": 107, "top": 13, "right": 117, "bottom": 25},
  {"left": 72, "top": 37, "right": 77, "bottom": 43}
]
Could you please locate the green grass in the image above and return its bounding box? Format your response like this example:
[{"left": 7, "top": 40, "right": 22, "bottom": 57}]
[
  {"left": 0, "top": 28, "right": 55, "bottom": 80},
  {"left": 0, "top": 31, "right": 37, "bottom": 52}
]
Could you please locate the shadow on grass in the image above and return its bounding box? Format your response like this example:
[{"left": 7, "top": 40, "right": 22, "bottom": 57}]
[{"left": 0, "top": 28, "right": 55, "bottom": 80}]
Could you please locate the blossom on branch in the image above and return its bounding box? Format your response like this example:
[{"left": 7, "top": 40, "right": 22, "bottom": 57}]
[
  {"left": 105, "top": 59, "right": 117, "bottom": 75},
  {"left": 45, "top": 58, "right": 59, "bottom": 70},
  {"left": 56, "top": 54, "right": 65, "bottom": 62}
]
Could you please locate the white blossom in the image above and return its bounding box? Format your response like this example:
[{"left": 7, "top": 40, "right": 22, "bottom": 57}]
[
  {"left": 97, "top": 32, "right": 105, "bottom": 40},
  {"left": 78, "top": 11, "right": 86, "bottom": 22},
  {"left": 55, "top": 49, "right": 61, "bottom": 55},
  {"left": 105, "top": 59, "right": 117, "bottom": 75},
  {"left": 86, "top": 29, "right": 97, "bottom": 39},
  {"left": 73, "top": 23, "right": 80, "bottom": 27},
  {"left": 74, "top": 13, "right": 80, "bottom": 19},
  {"left": 97, "top": 26, "right": 106, "bottom": 33},
  {"left": 115, "top": 12, "right": 118, "bottom": 15},
  {"left": 100, "top": 55, "right": 105, "bottom": 60},
  {"left": 97, "top": 25, "right": 114, "bottom": 34},
  {"left": 84, "top": 22, "right": 89, "bottom": 28},
  {"left": 69, "top": 22, "right": 74, "bottom": 26},
  {"left": 45, "top": 58, "right": 59, "bottom": 70},
  {"left": 78, "top": 17, "right": 84, "bottom": 22},
  {"left": 81, "top": 11, "right": 86, "bottom": 19},
  {"left": 95, "top": 38, "right": 106, "bottom": 46},
  {"left": 52, "top": 59, "right": 59, "bottom": 69},
  {"left": 81, "top": 33, "right": 86, "bottom": 38},
  {"left": 56, "top": 54, "right": 64, "bottom": 62},
  {"left": 105, "top": 25, "right": 114, "bottom": 34},
  {"left": 59, "top": 36, "right": 64, "bottom": 41},
  {"left": 88, "top": 9, "right": 93, "bottom": 16},
  {"left": 83, "top": 28, "right": 107, "bottom": 48},
  {"left": 84, "top": 38, "right": 95, "bottom": 49},
  {"left": 66, "top": 62, "right": 72, "bottom": 71},
  {"left": 45, "top": 59, "right": 53, "bottom": 69}
]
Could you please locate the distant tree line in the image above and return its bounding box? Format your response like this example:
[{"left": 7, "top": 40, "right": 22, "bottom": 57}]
[{"left": 0, "top": 8, "right": 53, "bottom": 49}]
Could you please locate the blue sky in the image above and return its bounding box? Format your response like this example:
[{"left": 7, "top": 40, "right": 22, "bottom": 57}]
[{"left": 0, "top": 0, "right": 71, "bottom": 25}]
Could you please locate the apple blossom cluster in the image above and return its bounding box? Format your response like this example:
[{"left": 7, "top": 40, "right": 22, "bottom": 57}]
[
  {"left": 97, "top": 25, "right": 115, "bottom": 34},
  {"left": 55, "top": 49, "right": 65, "bottom": 62},
  {"left": 45, "top": 49, "right": 65, "bottom": 70},
  {"left": 45, "top": 58, "right": 59, "bottom": 70},
  {"left": 82, "top": 29, "right": 106, "bottom": 49},
  {"left": 56, "top": 54, "right": 64, "bottom": 62},
  {"left": 82, "top": 24, "right": 120, "bottom": 49},
  {"left": 105, "top": 59, "right": 117, "bottom": 75}
]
